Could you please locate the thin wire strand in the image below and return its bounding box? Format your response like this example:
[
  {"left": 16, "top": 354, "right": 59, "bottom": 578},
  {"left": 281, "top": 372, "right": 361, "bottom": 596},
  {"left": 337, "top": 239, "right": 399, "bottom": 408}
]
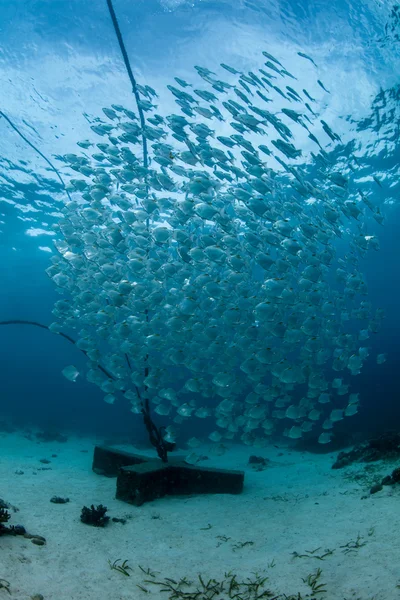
[
  {"left": 0, "top": 111, "right": 72, "bottom": 202},
  {"left": 106, "top": 0, "right": 150, "bottom": 399},
  {"left": 0, "top": 319, "right": 143, "bottom": 402},
  {"left": 105, "top": 0, "right": 149, "bottom": 174},
  {"left": 0, "top": 319, "right": 114, "bottom": 380}
]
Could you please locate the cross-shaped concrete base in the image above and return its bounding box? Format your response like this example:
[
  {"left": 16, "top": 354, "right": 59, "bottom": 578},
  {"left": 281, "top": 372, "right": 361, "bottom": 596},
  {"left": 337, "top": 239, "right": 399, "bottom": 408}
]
[{"left": 92, "top": 446, "right": 245, "bottom": 506}]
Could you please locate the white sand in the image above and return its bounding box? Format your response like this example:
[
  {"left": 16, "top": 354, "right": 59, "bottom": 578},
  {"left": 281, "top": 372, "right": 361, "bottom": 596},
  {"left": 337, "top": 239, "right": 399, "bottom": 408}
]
[{"left": 0, "top": 429, "right": 398, "bottom": 599}]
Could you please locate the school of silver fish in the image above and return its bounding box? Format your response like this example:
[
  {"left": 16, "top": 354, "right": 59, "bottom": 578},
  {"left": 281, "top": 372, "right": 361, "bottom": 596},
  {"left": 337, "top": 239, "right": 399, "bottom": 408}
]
[{"left": 48, "top": 49, "right": 386, "bottom": 454}]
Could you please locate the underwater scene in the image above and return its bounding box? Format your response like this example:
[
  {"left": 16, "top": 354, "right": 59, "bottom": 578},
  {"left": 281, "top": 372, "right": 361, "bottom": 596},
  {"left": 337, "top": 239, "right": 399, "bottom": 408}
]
[{"left": 0, "top": 0, "right": 400, "bottom": 597}]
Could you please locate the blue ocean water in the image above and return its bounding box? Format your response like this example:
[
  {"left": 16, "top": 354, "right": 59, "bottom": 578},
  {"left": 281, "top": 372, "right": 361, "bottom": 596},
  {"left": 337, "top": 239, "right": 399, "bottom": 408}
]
[
  {"left": 0, "top": 0, "right": 399, "bottom": 444},
  {"left": 1, "top": 2, "right": 400, "bottom": 599}
]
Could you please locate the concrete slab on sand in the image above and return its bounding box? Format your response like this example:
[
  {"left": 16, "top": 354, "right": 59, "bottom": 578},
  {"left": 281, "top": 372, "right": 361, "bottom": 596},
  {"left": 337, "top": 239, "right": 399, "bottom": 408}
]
[{"left": 93, "top": 445, "right": 245, "bottom": 505}]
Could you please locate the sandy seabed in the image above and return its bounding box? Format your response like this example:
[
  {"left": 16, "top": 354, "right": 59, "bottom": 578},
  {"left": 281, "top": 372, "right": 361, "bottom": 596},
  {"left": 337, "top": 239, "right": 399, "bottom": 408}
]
[{"left": 0, "top": 430, "right": 399, "bottom": 600}]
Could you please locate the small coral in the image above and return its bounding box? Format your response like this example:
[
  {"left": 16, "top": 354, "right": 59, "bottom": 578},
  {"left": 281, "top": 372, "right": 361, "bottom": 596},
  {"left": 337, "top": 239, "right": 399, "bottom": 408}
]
[
  {"left": 0, "top": 507, "right": 26, "bottom": 537},
  {"left": 0, "top": 508, "right": 11, "bottom": 532},
  {"left": 80, "top": 504, "right": 109, "bottom": 527},
  {"left": 0, "top": 508, "right": 10, "bottom": 523},
  {"left": 50, "top": 496, "right": 70, "bottom": 504}
]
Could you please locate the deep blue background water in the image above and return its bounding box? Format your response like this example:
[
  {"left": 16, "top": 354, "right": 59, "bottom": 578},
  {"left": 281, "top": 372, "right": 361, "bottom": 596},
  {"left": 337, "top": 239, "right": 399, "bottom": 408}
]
[{"left": 0, "top": 0, "right": 399, "bottom": 446}]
